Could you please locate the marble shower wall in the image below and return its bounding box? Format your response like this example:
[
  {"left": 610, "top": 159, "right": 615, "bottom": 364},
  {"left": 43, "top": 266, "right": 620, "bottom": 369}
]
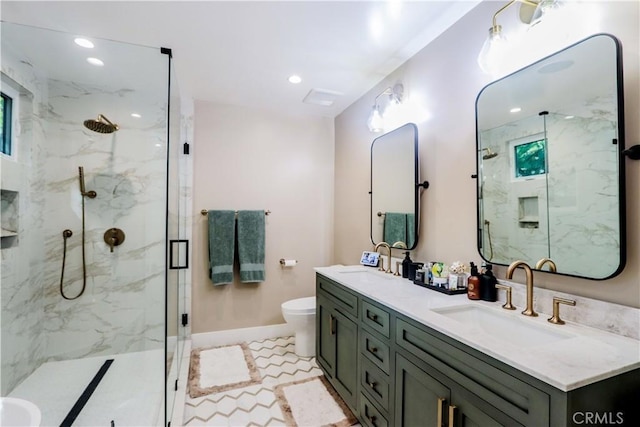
[
  {"left": 1, "top": 50, "right": 49, "bottom": 395},
  {"left": 480, "top": 108, "right": 619, "bottom": 277},
  {"left": 545, "top": 112, "right": 620, "bottom": 277},
  {"left": 1, "top": 37, "right": 170, "bottom": 393},
  {"left": 42, "top": 78, "right": 167, "bottom": 361},
  {"left": 480, "top": 115, "right": 549, "bottom": 265}
]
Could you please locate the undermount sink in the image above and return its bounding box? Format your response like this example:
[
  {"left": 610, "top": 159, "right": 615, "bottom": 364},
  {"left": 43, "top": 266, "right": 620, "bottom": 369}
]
[
  {"left": 432, "top": 304, "right": 575, "bottom": 348},
  {"left": 0, "top": 397, "right": 41, "bottom": 427},
  {"left": 339, "top": 268, "right": 393, "bottom": 281}
]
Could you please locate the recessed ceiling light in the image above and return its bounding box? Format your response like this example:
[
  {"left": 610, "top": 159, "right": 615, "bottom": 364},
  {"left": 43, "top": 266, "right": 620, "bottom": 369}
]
[
  {"left": 131, "top": 113, "right": 141, "bottom": 118},
  {"left": 510, "top": 107, "right": 522, "bottom": 113},
  {"left": 74, "top": 38, "right": 94, "bottom": 48},
  {"left": 288, "top": 75, "right": 302, "bottom": 84},
  {"left": 565, "top": 115, "right": 575, "bottom": 119},
  {"left": 87, "top": 57, "right": 104, "bottom": 66}
]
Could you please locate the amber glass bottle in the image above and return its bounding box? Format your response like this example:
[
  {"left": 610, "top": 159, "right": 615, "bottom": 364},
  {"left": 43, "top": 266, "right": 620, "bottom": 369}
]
[{"left": 467, "top": 262, "right": 481, "bottom": 300}]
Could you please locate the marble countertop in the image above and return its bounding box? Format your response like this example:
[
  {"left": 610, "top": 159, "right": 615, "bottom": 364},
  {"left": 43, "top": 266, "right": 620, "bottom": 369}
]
[{"left": 315, "top": 265, "right": 640, "bottom": 392}]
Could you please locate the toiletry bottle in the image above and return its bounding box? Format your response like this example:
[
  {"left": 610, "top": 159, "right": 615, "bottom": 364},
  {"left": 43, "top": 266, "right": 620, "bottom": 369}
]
[
  {"left": 402, "top": 252, "right": 412, "bottom": 279},
  {"left": 426, "top": 262, "right": 433, "bottom": 285},
  {"left": 480, "top": 263, "right": 498, "bottom": 302},
  {"left": 467, "top": 262, "right": 481, "bottom": 300}
]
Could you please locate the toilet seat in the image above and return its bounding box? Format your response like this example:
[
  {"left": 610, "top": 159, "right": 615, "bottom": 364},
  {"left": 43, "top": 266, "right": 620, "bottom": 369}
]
[{"left": 281, "top": 296, "right": 316, "bottom": 315}]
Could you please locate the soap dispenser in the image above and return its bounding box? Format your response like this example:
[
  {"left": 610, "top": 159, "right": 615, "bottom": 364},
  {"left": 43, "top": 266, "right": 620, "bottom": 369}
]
[
  {"left": 402, "top": 252, "right": 412, "bottom": 279},
  {"left": 467, "top": 262, "right": 481, "bottom": 300},
  {"left": 480, "top": 263, "right": 498, "bottom": 302}
]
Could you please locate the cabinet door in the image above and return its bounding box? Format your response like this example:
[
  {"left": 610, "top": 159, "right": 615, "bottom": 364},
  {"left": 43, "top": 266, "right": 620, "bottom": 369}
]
[
  {"left": 450, "top": 389, "right": 523, "bottom": 427},
  {"left": 395, "top": 354, "right": 450, "bottom": 427},
  {"left": 333, "top": 309, "right": 359, "bottom": 410},
  {"left": 317, "top": 294, "right": 336, "bottom": 375}
]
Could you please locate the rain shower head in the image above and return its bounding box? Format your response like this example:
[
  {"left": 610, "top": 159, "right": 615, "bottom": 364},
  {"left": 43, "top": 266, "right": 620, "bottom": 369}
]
[
  {"left": 482, "top": 147, "right": 499, "bottom": 160},
  {"left": 84, "top": 114, "right": 119, "bottom": 134}
]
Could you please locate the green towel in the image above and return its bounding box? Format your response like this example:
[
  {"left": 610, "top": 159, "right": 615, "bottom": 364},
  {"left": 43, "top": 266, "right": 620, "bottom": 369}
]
[
  {"left": 237, "top": 210, "right": 265, "bottom": 283},
  {"left": 383, "top": 212, "right": 407, "bottom": 246},
  {"left": 208, "top": 210, "right": 236, "bottom": 285},
  {"left": 407, "top": 213, "right": 416, "bottom": 248}
]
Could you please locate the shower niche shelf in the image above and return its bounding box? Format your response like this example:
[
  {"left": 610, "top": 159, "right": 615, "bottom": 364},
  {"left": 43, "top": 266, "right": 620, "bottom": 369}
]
[
  {"left": 1, "top": 189, "right": 19, "bottom": 249},
  {"left": 518, "top": 196, "right": 539, "bottom": 229}
]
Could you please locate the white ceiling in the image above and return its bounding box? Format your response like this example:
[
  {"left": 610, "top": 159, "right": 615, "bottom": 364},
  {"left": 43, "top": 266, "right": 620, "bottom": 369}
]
[{"left": 1, "top": 1, "right": 481, "bottom": 118}]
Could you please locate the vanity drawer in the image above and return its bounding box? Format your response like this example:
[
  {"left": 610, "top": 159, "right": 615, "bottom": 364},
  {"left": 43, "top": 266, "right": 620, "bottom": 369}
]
[
  {"left": 360, "top": 357, "right": 391, "bottom": 412},
  {"left": 361, "top": 330, "right": 391, "bottom": 374},
  {"left": 317, "top": 276, "right": 358, "bottom": 319},
  {"left": 359, "top": 393, "right": 389, "bottom": 427},
  {"left": 361, "top": 299, "right": 390, "bottom": 338},
  {"left": 396, "top": 317, "right": 549, "bottom": 426}
]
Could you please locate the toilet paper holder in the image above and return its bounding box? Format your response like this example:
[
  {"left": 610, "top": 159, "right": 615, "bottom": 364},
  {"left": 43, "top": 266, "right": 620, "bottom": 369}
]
[{"left": 280, "top": 259, "right": 298, "bottom": 267}]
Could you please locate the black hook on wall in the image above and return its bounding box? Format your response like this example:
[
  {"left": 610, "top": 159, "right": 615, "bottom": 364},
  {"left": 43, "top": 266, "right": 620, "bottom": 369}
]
[{"left": 623, "top": 145, "right": 640, "bottom": 160}]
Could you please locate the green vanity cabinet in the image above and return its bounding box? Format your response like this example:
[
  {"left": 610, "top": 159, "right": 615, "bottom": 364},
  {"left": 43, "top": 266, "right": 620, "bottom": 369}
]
[
  {"left": 315, "top": 273, "right": 640, "bottom": 427},
  {"left": 316, "top": 277, "right": 359, "bottom": 414}
]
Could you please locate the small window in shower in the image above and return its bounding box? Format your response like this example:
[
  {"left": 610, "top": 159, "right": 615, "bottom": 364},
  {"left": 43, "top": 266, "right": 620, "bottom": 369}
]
[
  {"left": 0, "top": 91, "right": 12, "bottom": 156},
  {"left": 514, "top": 139, "right": 546, "bottom": 178}
]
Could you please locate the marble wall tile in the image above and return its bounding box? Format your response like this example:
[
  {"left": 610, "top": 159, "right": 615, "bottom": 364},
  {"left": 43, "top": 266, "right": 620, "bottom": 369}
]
[
  {"left": 1, "top": 44, "right": 175, "bottom": 394},
  {"left": 479, "top": 109, "right": 619, "bottom": 278},
  {"left": 41, "top": 78, "right": 167, "bottom": 362},
  {"left": 1, "top": 52, "right": 48, "bottom": 394},
  {"left": 497, "top": 278, "right": 640, "bottom": 340}
]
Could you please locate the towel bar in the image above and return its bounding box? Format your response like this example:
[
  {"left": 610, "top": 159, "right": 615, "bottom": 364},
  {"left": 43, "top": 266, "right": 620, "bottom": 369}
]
[{"left": 201, "top": 209, "right": 271, "bottom": 216}]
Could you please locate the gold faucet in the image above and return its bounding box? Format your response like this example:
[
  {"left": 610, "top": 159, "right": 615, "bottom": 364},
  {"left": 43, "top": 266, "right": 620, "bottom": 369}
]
[
  {"left": 374, "top": 242, "right": 392, "bottom": 273},
  {"left": 506, "top": 260, "right": 538, "bottom": 317},
  {"left": 535, "top": 258, "right": 557, "bottom": 272}
]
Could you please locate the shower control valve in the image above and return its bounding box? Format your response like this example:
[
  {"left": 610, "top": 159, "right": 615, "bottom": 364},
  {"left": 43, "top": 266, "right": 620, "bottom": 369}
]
[{"left": 104, "top": 228, "right": 125, "bottom": 253}]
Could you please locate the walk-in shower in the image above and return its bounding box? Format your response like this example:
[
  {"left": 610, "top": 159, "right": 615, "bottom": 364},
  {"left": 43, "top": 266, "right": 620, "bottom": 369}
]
[{"left": 1, "top": 21, "right": 185, "bottom": 426}]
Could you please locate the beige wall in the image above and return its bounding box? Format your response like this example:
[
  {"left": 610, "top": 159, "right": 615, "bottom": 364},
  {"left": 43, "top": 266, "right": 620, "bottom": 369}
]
[
  {"left": 192, "top": 101, "right": 334, "bottom": 333},
  {"left": 335, "top": 1, "right": 640, "bottom": 307}
]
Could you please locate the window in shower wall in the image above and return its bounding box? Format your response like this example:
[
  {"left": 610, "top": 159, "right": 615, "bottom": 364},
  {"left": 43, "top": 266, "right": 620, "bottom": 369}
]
[
  {"left": 1, "top": 91, "right": 13, "bottom": 156},
  {"left": 0, "top": 75, "right": 20, "bottom": 159},
  {"left": 514, "top": 138, "right": 546, "bottom": 178}
]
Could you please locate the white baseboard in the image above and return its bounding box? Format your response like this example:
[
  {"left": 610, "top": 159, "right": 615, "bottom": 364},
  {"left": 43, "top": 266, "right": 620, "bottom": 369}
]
[{"left": 191, "top": 323, "right": 294, "bottom": 349}]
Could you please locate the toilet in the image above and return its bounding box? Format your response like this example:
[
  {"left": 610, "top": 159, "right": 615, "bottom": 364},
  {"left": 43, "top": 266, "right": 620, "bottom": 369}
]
[{"left": 281, "top": 296, "right": 316, "bottom": 357}]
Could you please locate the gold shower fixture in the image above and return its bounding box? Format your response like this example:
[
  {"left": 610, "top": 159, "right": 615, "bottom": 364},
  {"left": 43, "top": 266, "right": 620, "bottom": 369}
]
[{"left": 84, "top": 114, "right": 119, "bottom": 134}]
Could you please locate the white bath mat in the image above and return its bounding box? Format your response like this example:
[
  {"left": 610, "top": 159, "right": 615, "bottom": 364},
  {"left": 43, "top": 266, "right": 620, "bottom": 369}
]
[
  {"left": 275, "top": 376, "right": 357, "bottom": 427},
  {"left": 188, "top": 342, "right": 261, "bottom": 398}
]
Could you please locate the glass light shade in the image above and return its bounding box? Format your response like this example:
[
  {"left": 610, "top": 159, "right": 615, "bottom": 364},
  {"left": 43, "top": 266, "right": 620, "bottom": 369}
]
[
  {"left": 477, "top": 26, "right": 509, "bottom": 75},
  {"left": 367, "top": 105, "right": 384, "bottom": 132}
]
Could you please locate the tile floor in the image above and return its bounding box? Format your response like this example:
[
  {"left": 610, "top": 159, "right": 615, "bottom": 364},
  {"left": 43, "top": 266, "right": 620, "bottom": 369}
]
[{"left": 183, "top": 336, "right": 326, "bottom": 426}]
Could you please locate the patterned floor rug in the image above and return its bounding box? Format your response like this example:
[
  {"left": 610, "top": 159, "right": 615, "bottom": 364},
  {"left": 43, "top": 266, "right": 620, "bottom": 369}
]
[
  {"left": 188, "top": 342, "right": 261, "bottom": 398},
  {"left": 274, "top": 376, "right": 357, "bottom": 427}
]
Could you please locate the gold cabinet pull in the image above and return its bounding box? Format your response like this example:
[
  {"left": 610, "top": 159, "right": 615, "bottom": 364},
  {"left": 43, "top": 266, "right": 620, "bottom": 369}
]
[
  {"left": 330, "top": 314, "right": 336, "bottom": 335},
  {"left": 367, "top": 311, "right": 379, "bottom": 321},
  {"left": 448, "top": 405, "right": 457, "bottom": 427},
  {"left": 436, "top": 397, "right": 446, "bottom": 427}
]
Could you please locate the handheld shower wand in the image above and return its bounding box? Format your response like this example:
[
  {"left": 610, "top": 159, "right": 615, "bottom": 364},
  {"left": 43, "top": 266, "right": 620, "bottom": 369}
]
[{"left": 78, "top": 167, "right": 97, "bottom": 198}]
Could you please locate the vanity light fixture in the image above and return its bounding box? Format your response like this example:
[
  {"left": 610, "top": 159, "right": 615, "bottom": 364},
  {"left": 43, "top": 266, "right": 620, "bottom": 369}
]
[
  {"left": 367, "top": 83, "right": 404, "bottom": 133},
  {"left": 477, "top": 0, "right": 563, "bottom": 75}
]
